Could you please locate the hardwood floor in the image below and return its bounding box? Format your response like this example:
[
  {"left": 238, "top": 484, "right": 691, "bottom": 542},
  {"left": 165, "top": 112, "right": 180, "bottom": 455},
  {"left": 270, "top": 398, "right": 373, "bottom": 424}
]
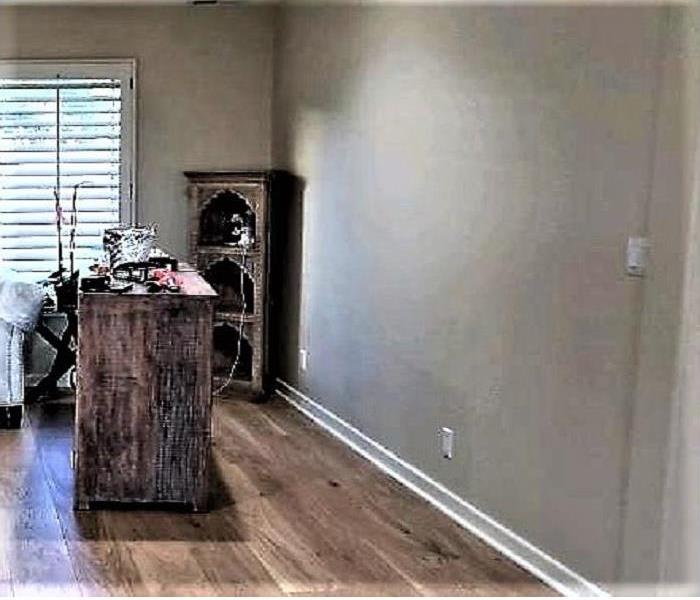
[{"left": 0, "top": 395, "right": 555, "bottom": 596}]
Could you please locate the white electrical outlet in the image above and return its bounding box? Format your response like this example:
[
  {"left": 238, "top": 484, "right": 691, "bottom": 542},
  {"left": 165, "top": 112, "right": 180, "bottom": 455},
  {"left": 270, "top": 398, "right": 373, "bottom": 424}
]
[
  {"left": 626, "top": 236, "right": 650, "bottom": 277},
  {"left": 440, "top": 427, "right": 454, "bottom": 459},
  {"left": 299, "top": 349, "right": 308, "bottom": 372}
]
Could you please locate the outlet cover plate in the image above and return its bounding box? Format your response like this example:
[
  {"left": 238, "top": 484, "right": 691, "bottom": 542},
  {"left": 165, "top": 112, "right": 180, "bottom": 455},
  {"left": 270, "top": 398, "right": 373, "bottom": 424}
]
[
  {"left": 440, "top": 427, "right": 454, "bottom": 459},
  {"left": 626, "top": 236, "right": 650, "bottom": 277}
]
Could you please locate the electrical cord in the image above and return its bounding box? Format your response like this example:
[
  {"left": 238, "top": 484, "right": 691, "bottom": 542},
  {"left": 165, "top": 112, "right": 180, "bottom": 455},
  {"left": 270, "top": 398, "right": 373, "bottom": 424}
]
[{"left": 213, "top": 247, "right": 248, "bottom": 396}]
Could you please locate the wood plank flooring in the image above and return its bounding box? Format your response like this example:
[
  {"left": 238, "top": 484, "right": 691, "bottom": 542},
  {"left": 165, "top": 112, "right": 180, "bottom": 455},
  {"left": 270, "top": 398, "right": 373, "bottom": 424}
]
[{"left": 0, "top": 395, "right": 555, "bottom": 596}]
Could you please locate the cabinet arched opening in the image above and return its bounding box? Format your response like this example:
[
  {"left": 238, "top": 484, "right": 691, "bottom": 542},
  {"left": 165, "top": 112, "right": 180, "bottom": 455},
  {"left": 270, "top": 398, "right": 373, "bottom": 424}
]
[
  {"left": 198, "top": 190, "right": 256, "bottom": 248},
  {"left": 213, "top": 322, "right": 253, "bottom": 382},
  {"left": 204, "top": 258, "right": 255, "bottom": 314}
]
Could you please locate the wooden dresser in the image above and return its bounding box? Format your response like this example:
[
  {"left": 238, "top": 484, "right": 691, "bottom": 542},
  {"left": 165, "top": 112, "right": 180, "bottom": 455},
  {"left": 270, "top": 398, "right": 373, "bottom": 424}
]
[{"left": 74, "top": 267, "right": 217, "bottom": 511}]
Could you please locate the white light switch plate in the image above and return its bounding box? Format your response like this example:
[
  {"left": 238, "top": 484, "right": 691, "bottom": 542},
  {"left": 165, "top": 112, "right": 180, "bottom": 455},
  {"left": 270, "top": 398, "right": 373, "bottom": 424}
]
[
  {"left": 626, "top": 237, "right": 649, "bottom": 277},
  {"left": 440, "top": 427, "right": 454, "bottom": 460}
]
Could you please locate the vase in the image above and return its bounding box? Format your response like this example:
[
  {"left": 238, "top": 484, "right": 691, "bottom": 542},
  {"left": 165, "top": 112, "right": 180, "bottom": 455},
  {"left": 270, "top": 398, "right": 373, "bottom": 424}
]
[{"left": 103, "top": 224, "right": 157, "bottom": 269}]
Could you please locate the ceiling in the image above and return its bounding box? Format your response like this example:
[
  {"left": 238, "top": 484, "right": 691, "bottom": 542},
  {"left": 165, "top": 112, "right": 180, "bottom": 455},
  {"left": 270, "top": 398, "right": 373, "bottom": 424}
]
[
  {"left": 0, "top": 0, "right": 675, "bottom": 4},
  {"left": 0, "top": 0, "right": 232, "bottom": 4}
]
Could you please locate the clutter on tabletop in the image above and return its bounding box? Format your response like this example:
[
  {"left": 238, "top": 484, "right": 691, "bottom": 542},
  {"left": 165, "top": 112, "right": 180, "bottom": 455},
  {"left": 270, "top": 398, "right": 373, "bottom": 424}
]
[{"left": 78, "top": 224, "right": 183, "bottom": 295}]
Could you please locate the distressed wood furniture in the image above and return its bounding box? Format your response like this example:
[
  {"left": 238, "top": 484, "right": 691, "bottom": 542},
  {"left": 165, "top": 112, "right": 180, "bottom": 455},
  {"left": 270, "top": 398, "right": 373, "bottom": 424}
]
[
  {"left": 74, "top": 266, "right": 217, "bottom": 511},
  {"left": 186, "top": 171, "right": 274, "bottom": 394}
]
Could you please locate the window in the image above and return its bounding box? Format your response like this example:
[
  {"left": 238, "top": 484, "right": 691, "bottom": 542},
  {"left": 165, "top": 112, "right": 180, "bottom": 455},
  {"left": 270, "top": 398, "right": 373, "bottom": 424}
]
[{"left": 0, "top": 60, "right": 135, "bottom": 279}]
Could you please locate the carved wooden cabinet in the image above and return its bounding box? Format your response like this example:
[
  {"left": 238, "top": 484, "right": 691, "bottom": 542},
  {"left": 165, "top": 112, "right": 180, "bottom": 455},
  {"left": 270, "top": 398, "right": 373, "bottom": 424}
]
[
  {"left": 74, "top": 267, "right": 216, "bottom": 511},
  {"left": 186, "top": 171, "right": 273, "bottom": 394}
]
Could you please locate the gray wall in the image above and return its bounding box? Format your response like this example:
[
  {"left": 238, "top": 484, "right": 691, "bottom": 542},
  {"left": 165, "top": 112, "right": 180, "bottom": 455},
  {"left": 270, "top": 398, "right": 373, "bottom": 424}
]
[
  {"left": 272, "top": 5, "right": 671, "bottom": 586},
  {"left": 620, "top": 6, "right": 694, "bottom": 592},
  {"left": 0, "top": 4, "right": 275, "bottom": 258},
  {"left": 653, "top": 5, "right": 700, "bottom": 594}
]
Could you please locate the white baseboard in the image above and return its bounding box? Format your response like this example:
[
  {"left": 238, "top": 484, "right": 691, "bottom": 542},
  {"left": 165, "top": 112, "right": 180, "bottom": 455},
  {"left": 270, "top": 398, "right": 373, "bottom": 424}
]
[{"left": 276, "top": 378, "right": 608, "bottom": 598}]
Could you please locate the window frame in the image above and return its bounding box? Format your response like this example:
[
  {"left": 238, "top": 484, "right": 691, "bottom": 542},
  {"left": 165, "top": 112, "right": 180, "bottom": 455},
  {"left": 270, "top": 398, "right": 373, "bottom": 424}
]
[{"left": 0, "top": 58, "right": 137, "bottom": 225}]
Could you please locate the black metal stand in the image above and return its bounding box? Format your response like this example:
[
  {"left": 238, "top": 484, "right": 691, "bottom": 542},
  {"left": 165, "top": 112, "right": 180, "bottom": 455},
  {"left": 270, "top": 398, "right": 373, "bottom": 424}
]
[{"left": 28, "top": 309, "right": 78, "bottom": 402}]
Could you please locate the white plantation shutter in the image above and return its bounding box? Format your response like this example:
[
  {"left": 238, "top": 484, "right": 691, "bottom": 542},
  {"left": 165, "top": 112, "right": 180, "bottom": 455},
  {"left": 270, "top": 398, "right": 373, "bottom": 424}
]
[{"left": 0, "top": 61, "right": 135, "bottom": 279}]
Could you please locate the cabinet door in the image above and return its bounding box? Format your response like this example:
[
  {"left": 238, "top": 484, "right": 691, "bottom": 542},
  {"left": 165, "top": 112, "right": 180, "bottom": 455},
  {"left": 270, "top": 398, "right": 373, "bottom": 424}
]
[
  {"left": 75, "top": 296, "right": 158, "bottom": 506},
  {"left": 150, "top": 298, "right": 212, "bottom": 507}
]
